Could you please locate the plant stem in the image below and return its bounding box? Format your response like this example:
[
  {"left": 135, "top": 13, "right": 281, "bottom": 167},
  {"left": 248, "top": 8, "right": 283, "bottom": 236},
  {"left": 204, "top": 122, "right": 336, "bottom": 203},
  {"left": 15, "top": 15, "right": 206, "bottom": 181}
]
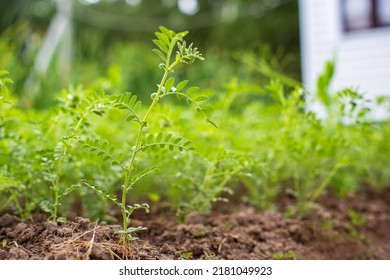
[
  {"left": 143, "top": 61, "right": 179, "bottom": 121},
  {"left": 119, "top": 30, "right": 200, "bottom": 232},
  {"left": 310, "top": 164, "right": 340, "bottom": 202},
  {"left": 52, "top": 113, "right": 87, "bottom": 221},
  {"left": 121, "top": 61, "right": 175, "bottom": 231},
  {"left": 53, "top": 163, "right": 60, "bottom": 220}
]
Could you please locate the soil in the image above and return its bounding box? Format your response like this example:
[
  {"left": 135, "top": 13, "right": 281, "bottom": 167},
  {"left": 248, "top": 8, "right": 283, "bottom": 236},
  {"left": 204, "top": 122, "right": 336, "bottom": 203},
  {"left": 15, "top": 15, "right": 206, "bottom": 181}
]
[{"left": 0, "top": 189, "right": 389, "bottom": 260}]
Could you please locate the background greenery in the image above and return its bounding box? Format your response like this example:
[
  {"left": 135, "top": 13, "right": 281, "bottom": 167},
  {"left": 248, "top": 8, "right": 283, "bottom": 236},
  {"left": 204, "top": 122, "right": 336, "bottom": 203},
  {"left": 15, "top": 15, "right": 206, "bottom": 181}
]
[
  {"left": 1, "top": 0, "right": 389, "bottom": 224},
  {"left": 0, "top": 0, "right": 300, "bottom": 107}
]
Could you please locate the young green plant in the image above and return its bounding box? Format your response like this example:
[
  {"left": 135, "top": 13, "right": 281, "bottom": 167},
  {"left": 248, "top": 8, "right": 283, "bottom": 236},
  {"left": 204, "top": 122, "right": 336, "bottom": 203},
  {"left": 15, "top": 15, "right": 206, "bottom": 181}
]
[
  {"left": 81, "top": 26, "right": 209, "bottom": 241},
  {"left": 40, "top": 87, "right": 111, "bottom": 222}
]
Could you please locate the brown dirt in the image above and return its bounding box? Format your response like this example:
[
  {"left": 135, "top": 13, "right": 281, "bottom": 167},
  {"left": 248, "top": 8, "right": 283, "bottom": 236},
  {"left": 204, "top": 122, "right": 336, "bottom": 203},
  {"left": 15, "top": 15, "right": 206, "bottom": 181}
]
[{"left": 0, "top": 189, "right": 389, "bottom": 260}]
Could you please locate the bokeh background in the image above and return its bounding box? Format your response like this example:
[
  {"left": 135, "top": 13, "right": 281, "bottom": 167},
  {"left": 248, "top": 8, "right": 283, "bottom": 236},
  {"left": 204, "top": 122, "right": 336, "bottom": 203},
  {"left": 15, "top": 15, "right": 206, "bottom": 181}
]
[{"left": 0, "top": 0, "right": 300, "bottom": 108}]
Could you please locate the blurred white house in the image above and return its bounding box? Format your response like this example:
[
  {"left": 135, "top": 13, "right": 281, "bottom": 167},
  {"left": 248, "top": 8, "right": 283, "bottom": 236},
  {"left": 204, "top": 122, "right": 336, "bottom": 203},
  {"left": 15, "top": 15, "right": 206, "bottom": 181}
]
[{"left": 299, "top": 0, "right": 390, "bottom": 119}]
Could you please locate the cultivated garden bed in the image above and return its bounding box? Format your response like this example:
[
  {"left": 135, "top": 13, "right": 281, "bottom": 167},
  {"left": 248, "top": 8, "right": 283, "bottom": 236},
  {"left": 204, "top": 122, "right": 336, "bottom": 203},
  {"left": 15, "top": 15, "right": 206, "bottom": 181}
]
[
  {"left": 1, "top": 27, "right": 390, "bottom": 260},
  {"left": 1, "top": 188, "right": 389, "bottom": 260}
]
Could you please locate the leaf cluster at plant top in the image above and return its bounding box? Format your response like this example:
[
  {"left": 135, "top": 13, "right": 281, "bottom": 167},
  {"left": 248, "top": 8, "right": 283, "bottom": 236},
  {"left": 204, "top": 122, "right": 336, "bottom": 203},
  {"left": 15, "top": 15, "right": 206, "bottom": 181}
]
[{"left": 1, "top": 27, "right": 390, "bottom": 236}]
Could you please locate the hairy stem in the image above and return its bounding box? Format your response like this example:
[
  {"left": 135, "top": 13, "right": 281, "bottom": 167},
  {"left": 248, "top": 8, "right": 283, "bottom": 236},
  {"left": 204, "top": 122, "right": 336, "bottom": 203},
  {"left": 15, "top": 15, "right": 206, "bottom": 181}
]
[{"left": 121, "top": 59, "right": 175, "bottom": 231}]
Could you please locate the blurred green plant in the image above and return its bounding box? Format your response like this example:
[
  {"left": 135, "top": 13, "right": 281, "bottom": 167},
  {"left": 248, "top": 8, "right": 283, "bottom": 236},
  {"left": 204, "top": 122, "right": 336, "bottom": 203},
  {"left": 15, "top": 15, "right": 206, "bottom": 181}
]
[{"left": 273, "top": 251, "right": 296, "bottom": 260}]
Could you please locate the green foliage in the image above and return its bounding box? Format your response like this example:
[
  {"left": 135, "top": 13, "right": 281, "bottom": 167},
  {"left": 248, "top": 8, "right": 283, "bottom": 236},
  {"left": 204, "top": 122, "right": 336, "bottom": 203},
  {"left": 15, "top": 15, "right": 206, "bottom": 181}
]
[
  {"left": 1, "top": 239, "right": 7, "bottom": 249},
  {"left": 347, "top": 209, "right": 369, "bottom": 243},
  {"left": 0, "top": 72, "right": 30, "bottom": 217},
  {"left": 76, "top": 26, "right": 208, "bottom": 241},
  {"left": 41, "top": 88, "right": 112, "bottom": 221},
  {"left": 273, "top": 251, "right": 296, "bottom": 260},
  {"left": 349, "top": 209, "right": 366, "bottom": 228},
  {"left": 317, "top": 60, "right": 334, "bottom": 108},
  {"left": 180, "top": 252, "right": 192, "bottom": 260},
  {"left": 112, "top": 92, "right": 142, "bottom": 124},
  {"left": 0, "top": 70, "right": 14, "bottom": 130},
  {"left": 140, "top": 133, "right": 194, "bottom": 152},
  {"left": 1, "top": 22, "right": 390, "bottom": 236},
  {"left": 79, "top": 138, "right": 125, "bottom": 169},
  {"left": 0, "top": 70, "right": 13, "bottom": 97}
]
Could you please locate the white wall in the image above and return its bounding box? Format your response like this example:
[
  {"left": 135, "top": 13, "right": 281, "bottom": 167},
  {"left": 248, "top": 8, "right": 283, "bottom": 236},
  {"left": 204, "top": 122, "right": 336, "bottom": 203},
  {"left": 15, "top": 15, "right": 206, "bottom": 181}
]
[{"left": 299, "top": 0, "right": 390, "bottom": 119}]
